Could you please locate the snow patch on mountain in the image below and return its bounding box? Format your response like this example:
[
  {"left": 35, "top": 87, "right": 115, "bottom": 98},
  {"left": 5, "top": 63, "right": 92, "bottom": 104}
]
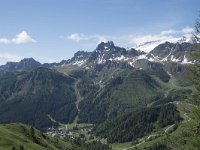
[
  {"left": 181, "top": 55, "right": 193, "bottom": 64},
  {"left": 61, "top": 40, "right": 197, "bottom": 69},
  {"left": 114, "top": 55, "right": 129, "bottom": 61},
  {"left": 161, "top": 49, "right": 173, "bottom": 62},
  {"left": 133, "top": 35, "right": 195, "bottom": 53},
  {"left": 171, "top": 55, "right": 181, "bottom": 62},
  {"left": 72, "top": 60, "right": 86, "bottom": 66}
]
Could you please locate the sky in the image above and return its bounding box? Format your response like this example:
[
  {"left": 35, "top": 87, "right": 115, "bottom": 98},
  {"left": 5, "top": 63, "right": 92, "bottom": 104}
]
[{"left": 0, "top": 0, "right": 199, "bottom": 65}]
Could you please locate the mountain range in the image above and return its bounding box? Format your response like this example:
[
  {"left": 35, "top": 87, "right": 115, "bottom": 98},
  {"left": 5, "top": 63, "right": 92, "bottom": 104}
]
[
  {"left": 0, "top": 39, "right": 198, "bottom": 72},
  {"left": 0, "top": 40, "right": 198, "bottom": 130},
  {"left": 0, "top": 39, "right": 200, "bottom": 149}
]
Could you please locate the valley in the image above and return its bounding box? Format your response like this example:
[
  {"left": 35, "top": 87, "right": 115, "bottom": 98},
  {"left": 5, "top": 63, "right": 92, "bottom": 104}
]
[
  {"left": 0, "top": 41, "right": 199, "bottom": 149},
  {"left": 1, "top": 1, "right": 200, "bottom": 149}
]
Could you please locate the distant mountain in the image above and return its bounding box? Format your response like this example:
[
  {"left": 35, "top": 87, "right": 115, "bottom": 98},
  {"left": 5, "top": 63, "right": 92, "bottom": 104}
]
[
  {"left": 54, "top": 41, "right": 198, "bottom": 73},
  {"left": 52, "top": 50, "right": 92, "bottom": 67},
  {"left": 146, "top": 42, "right": 197, "bottom": 64},
  {"left": 0, "top": 58, "right": 41, "bottom": 75},
  {"left": 52, "top": 41, "right": 196, "bottom": 87},
  {"left": 0, "top": 41, "right": 198, "bottom": 76},
  {"left": 135, "top": 35, "right": 197, "bottom": 53}
]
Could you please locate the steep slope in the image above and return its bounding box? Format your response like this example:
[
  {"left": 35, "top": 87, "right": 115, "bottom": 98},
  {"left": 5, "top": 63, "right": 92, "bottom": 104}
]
[
  {"left": 0, "top": 123, "right": 113, "bottom": 150},
  {"left": 54, "top": 51, "right": 92, "bottom": 74},
  {"left": 0, "top": 123, "right": 75, "bottom": 150},
  {"left": 54, "top": 41, "right": 196, "bottom": 89},
  {"left": 147, "top": 42, "right": 198, "bottom": 64},
  {"left": 135, "top": 102, "right": 200, "bottom": 150},
  {"left": 78, "top": 69, "right": 164, "bottom": 124},
  {"left": 133, "top": 59, "right": 170, "bottom": 82},
  {"left": 0, "top": 67, "right": 77, "bottom": 130},
  {"left": 94, "top": 104, "right": 181, "bottom": 143}
]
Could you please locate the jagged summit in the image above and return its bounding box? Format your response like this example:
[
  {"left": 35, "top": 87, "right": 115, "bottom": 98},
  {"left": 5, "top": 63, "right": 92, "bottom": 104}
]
[
  {"left": 96, "top": 41, "right": 115, "bottom": 52},
  {"left": 73, "top": 51, "right": 92, "bottom": 60},
  {"left": 0, "top": 41, "right": 198, "bottom": 75}
]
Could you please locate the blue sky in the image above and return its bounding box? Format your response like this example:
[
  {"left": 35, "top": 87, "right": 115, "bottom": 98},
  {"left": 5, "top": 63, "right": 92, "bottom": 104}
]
[{"left": 0, "top": 0, "right": 199, "bottom": 64}]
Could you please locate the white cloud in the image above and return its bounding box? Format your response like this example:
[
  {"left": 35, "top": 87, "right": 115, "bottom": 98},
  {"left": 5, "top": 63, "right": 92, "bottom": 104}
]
[
  {"left": 0, "top": 31, "right": 36, "bottom": 45},
  {"left": 181, "top": 27, "right": 194, "bottom": 34},
  {"left": 129, "top": 34, "right": 174, "bottom": 46},
  {"left": 12, "top": 31, "right": 36, "bottom": 44},
  {"left": 66, "top": 27, "right": 194, "bottom": 52},
  {"left": 127, "top": 27, "right": 195, "bottom": 52},
  {"left": 128, "top": 34, "right": 181, "bottom": 52},
  {"left": 160, "top": 29, "right": 177, "bottom": 35},
  {"left": 67, "top": 33, "right": 89, "bottom": 42},
  {"left": 0, "top": 52, "right": 22, "bottom": 65},
  {"left": 129, "top": 27, "right": 194, "bottom": 46},
  {"left": 67, "top": 33, "right": 108, "bottom": 43},
  {"left": 96, "top": 35, "right": 108, "bottom": 43},
  {"left": 0, "top": 38, "right": 11, "bottom": 44}
]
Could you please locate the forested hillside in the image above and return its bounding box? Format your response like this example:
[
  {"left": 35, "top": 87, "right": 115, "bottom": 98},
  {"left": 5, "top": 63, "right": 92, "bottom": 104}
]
[
  {"left": 78, "top": 69, "right": 164, "bottom": 124},
  {"left": 0, "top": 68, "right": 77, "bottom": 130},
  {"left": 94, "top": 104, "right": 181, "bottom": 143}
]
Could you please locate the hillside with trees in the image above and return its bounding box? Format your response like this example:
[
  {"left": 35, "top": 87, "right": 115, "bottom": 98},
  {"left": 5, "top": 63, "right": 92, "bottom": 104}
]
[{"left": 94, "top": 104, "right": 181, "bottom": 143}]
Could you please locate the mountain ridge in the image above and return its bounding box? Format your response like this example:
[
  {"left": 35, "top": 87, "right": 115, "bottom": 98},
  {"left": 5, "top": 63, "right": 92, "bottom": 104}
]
[{"left": 0, "top": 40, "right": 198, "bottom": 74}]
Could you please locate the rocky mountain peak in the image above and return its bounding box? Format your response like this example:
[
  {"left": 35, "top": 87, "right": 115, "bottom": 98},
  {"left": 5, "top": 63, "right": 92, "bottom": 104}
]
[
  {"left": 96, "top": 41, "right": 115, "bottom": 52},
  {"left": 153, "top": 42, "right": 175, "bottom": 51},
  {"left": 147, "top": 41, "right": 197, "bottom": 64},
  {"left": 73, "top": 51, "right": 91, "bottom": 60},
  {"left": 0, "top": 58, "right": 41, "bottom": 75},
  {"left": 19, "top": 58, "right": 41, "bottom": 66},
  {"left": 0, "top": 41, "right": 198, "bottom": 75}
]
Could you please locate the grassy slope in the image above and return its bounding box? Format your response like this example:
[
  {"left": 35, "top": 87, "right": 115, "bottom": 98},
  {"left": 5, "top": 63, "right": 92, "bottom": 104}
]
[{"left": 0, "top": 123, "right": 74, "bottom": 150}]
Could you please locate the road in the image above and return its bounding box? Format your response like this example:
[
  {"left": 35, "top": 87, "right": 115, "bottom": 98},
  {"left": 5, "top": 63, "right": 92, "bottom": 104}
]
[
  {"left": 120, "top": 112, "right": 192, "bottom": 150},
  {"left": 183, "top": 113, "right": 191, "bottom": 122},
  {"left": 165, "top": 124, "right": 175, "bottom": 133}
]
